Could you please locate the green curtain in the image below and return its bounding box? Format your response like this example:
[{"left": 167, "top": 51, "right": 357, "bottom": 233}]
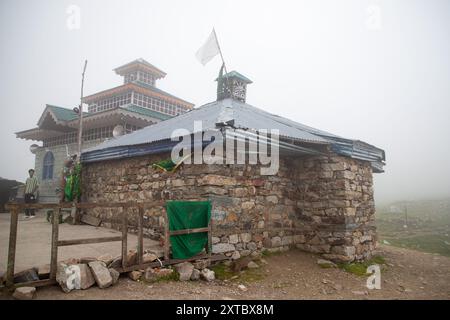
[{"left": 166, "top": 200, "right": 211, "bottom": 259}]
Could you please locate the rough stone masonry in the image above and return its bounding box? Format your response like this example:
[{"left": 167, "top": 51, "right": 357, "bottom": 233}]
[{"left": 82, "top": 149, "right": 376, "bottom": 263}]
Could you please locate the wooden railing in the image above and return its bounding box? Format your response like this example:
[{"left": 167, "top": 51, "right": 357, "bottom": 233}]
[{"left": 2, "top": 201, "right": 220, "bottom": 289}]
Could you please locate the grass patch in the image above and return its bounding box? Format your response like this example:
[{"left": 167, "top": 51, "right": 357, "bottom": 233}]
[
  {"left": 381, "top": 235, "right": 450, "bottom": 258},
  {"left": 338, "top": 255, "right": 386, "bottom": 277},
  {"left": 156, "top": 270, "right": 179, "bottom": 282},
  {"left": 210, "top": 262, "right": 266, "bottom": 283}
]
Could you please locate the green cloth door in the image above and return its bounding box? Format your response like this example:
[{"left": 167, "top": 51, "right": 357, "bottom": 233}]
[{"left": 165, "top": 200, "right": 211, "bottom": 259}]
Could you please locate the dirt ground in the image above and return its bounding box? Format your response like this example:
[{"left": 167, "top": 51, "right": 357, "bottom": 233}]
[
  {"left": 1, "top": 211, "right": 449, "bottom": 300},
  {"left": 2, "top": 244, "right": 449, "bottom": 300}
]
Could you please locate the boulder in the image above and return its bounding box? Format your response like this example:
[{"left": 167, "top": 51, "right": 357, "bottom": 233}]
[
  {"left": 190, "top": 269, "right": 200, "bottom": 281},
  {"left": 56, "top": 263, "right": 95, "bottom": 292},
  {"left": 200, "top": 268, "right": 215, "bottom": 282},
  {"left": 88, "top": 261, "right": 113, "bottom": 289},
  {"left": 78, "top": 264, "right": 96, "bottom": 289},
  {"left": 109, "top": 268, "right": 120, "bottom": 285},
  {"left": 247, "top": 261, "right": 259, "bottom": 269},
  {"left": 12, "top": 287, "right": 36, "bottom": 300},
  {"left": 174, "top": 262, "right": 194, "bottom": 281},
  {"left": 128, "top": 270, "right": 142, "bottom": 281}
]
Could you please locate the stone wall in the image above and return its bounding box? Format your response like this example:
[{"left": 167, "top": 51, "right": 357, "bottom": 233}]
[{"left": 81, "top": 151, "right": 376, "bottom": 262}]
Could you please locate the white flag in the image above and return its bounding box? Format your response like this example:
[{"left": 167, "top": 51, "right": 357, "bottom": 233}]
[{"left": 196, "top": 29, "right": 220, "bottom": 65}]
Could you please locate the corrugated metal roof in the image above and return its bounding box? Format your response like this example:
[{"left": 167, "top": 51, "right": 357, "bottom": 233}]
[
  {"left": 83, "top": 98, "right": 330, "bottom": 154},
  {"left": 81, "top": 98, "right": 386, "bottom": 172}
]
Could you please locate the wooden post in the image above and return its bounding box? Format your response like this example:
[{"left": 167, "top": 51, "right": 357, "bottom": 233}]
[
  {"left": 6, "top": 207, "right": 19, "bottom": 287},
  {"left": 207, "top": 217, "right": 212, "bottom": 257},
  {"left": 137, "top": 206, "right": 144, "bottom": 266},
  {"left": 163, "top": 207, "right": 170, "bottom": 261},
  {"left": 49, "top": 208, "right": 60, "bottom": 280},
  {"left": 121, "top": 207, "right": 128, "bottom": 269}
]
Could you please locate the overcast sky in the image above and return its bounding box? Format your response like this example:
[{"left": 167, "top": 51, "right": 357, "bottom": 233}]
[{"left": 0, "top": 0, "right": 449, "bottom": 204}]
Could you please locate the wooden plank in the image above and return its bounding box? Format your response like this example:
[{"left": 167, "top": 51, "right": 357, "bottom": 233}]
[
  {"left": 137, "top": 207, "right": 144, "bottom": 267},
  {"left": 121, "top": 208, "right": 128, "bottom": 269},
  {"left": 116, "top": 254, "right": 228, "bottom": 273},
  {"left": 13, "top": 278, "right": 57, "bottom": 289},
  {"left": 169, "top": 227, "right": 209, "bottom": 236},
  {"left": 207, "top": 218, "right": 212, "bottom": 257},
  {"left": 57, "top": 236, "right": 122, "bottom": 247},
  {"left": 163, "top": 207, "right": 170, "bottom": 261},
  {"left": 6, "top": 208, "right": 19, "bottom": 287},
  {"left": 80, "top": 214, "right": 102, "bottom": 227},
  {"left": 49, "top": 208, "right": 60, "bottom": 280}
]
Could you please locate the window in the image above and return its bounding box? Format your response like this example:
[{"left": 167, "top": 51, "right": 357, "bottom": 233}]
[{"left": 42, "top": 151, "right": 54, "bottom": 180}]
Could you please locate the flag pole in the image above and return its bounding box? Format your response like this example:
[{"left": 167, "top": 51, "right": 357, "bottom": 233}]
[{"left": 213, "top": 28, "right": 228, "bottom": 75}]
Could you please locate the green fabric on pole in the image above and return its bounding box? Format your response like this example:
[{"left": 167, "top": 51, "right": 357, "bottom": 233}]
[
  {"left": 64, "top": 163, "right": 82, "bottom": 202},
  {"left": 166, "top": 200, "right": 211, "bottom": 259}
]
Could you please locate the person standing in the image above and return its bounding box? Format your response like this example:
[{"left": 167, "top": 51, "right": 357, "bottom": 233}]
[{"left": 24, "top": 169, "right": 39, "bottom": 219}]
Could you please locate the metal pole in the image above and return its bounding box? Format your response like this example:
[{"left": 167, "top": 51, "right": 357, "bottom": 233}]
[
  {"left": 213, "top": 28, "right": 228, "bottom": 75},
  {"left": 77, "top": 60, "right": 88, "bottom": 159}
]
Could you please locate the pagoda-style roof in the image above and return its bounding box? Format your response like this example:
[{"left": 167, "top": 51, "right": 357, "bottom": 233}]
[
  {"left": 114, "top": 58, "right": 166, "bottom": 79},
  {"left": 82, "top": 81, "right": 194, "bottom": 108},
  {"left": 16, "top": 104, "right": 171, "bottom": 142}
]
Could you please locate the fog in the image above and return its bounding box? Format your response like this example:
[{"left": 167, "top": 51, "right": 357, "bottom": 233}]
[{"left": 0, "top": 0, "right": 449, "bottom": 205}]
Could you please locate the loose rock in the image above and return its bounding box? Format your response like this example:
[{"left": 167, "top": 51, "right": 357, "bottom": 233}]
[
  {"left": 88, "top": 261, "right": 113, "bottom": 289},
  {"left": 108, "top": 256, "right": 122, "bottom": 269},
  {"left": 14, "top": 268, "right": 39, "bottom": 283},
  {"left": 13, "top": 287, "right": 36, "bottom": 300},
  {"left": 97, "top": 254, "right": 114, "bottom": 265},
  {"left": 109, "top": 268, "right": 120, "bottom": 285},
  {"left": 144, "top": 268, "right": 174, "bottom": 282},
  {"left": 128, "top": 270, "right": 142, "bottom": 281},
  {"left": 190, "top": 269, "right": 201, "bottom": 281},
  {"left": 238, "top": 284, "right": 248, "bottom": 292},
  {"left": 247, "top": 261, "right": 259, "bottom": 269},
  {"left": 142, "top": 252, "right": 158, "bottom": 264},
  {"left": 174, "top": 262, "right": 194, "bottom": 281},
  {"left": 200, "top": 268, "right": 215, "bottom": 282}
]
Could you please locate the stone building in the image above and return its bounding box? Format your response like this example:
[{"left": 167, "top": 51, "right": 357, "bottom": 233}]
[
  {"left": 81, "top": 71, "right": 385, "bottom": 262},
  {"left": 16, "top": 58, "right": 194, "bottom": 202}
]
